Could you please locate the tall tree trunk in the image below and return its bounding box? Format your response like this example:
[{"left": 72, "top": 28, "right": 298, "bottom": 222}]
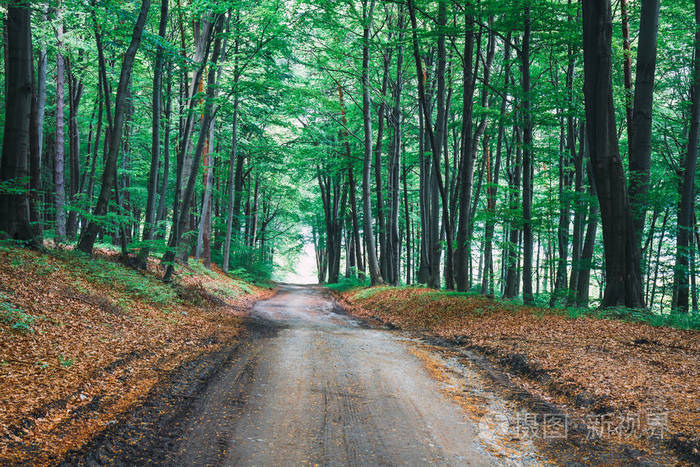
[
  {"left": 408, "top": 0, "right": 453, "bottom": 289},
  {"left": 620, "top": 0, "right": 634, "bottom": 144},
  {"left": 163, "top": 14, "right": 223, "bottom": 281},
  {"left": 483, "top": 35, "right": 511, "bottom": 295},
  {"left": 29, "top": 10, "right": 47, "bottom": 235},
  {"left": 66, "top": 61, "right": 83, "bottom": 238},
  {"left": 156, "top": 63, "right": 173, "bottom": 228},
  {"left": 455, "top": 5, "right": 476, "bottom": 292},
  {"left": 55, "top": 10, "right": 67, "bottom": 242},
  {"left": 0, "top": 2, "right": 37, "bottom": 246},
  {"left": 521, "top": 4, "right": 534, "bottom": 304},
  {"left": 628, "top": 0, "right": 660, "bottom": 245},
  {"left": 361, "top": 0, "right": 384, "bottom": 285},
  {"left": 568, "top": 124, "right": 586, "bottom": 305},
  {"left": 388, "top": 6, "right": 405, "bottom": 286},
  {"left": 196, "top": 121, "right": 215, "bottom": 266},
  {"left": 582, "top": 0, "right": 645, "bottom": 308},
  {"left": 77, "top": 0, "right": 151, "bottom": 254},
  {"left": 138, "top": 0, "right": 169, "bottom": 267},
  {"left": 375, "top": 52, "right": 389, "bottom": 279},
  {"left": 672, "top": 0, "right": 700, "bottom": 312},
  {"left": 504, "top": 125, "right": 522, "bottom": 299},
  {"left": 223, "top": 40, "right": 240, "bottom": 272}
]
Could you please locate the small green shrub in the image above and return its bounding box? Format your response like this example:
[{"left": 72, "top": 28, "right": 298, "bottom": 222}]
[
  {"left": 0, "top": 295, "right": 37, "bottom": 333},
  {"left": 325, "top": 276, "right": 370, "bottom": 293},
  {"left": 58, "top": 353, "right": 74, "bottom": 367},
  {"left": 186, "top": 259, "right": 219, "bottom": 279}
]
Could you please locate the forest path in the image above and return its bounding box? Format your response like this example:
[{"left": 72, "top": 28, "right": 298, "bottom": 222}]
[{"left": 170, "top": 284, "right": 498, "bottom": 466}]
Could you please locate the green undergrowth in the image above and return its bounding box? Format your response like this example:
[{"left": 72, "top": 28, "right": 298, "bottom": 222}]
[
  {"left": 2, "top": 241, "right": 264, "bottom": 312},
  {"left": 0, "top": 293, "right": 37, "bottom": 334},
  {"left": 51, "top": 249, "right": 181, "bottom": 306},
  {"left": 342, "top": 284, "right": 700, "bottom": 331}
]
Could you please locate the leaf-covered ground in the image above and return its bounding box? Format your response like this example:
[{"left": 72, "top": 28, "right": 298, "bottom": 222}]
[
  {"left": 338, "top": 287, "right": 700, "bottom": 463},
  {"left": 0, "top": 245, "right": 272, "bottom": 465}
]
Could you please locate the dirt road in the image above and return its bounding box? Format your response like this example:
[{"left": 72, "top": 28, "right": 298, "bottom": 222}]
[
  {"left": 61, "top": 285, "right": 689, "bottom": 466},
  {"left": 65, "top": 285, "right": 546, "bottom": 466},
  {"left": 170, "top": 285, "right": 497, "bottom": 465}
]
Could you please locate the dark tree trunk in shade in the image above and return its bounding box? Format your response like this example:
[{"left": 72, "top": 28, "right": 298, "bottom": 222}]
[
  {"left": 628, "top": 0, "right": 660, "bottom": 245},
  {"left": 581, "top": 0, "right": 644, "bottom": 308},
  {"left": 138, "top": 0, "right": 169, "bottom": 267},
  {"left": 672, "top": 0, "right": 700, "bottom": 312},
  {"left": 29, "top": 13, "right": 47, "bottom": 236},
  {"left": 0, "top": 3, "right": 38, "bottom": 246},
  {"left": 455, "top": 5, "right": 476, "bottom": 292},
  {"left": 521, "top": 5, "right": 534, "bottom": 305}
]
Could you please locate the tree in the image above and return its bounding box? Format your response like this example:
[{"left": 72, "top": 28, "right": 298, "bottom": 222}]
[
  {"left": 628, "top": 0, "right": 660, "bottom": 244},
  {"left": 0, "top": 1, "right": 38, "bottom": 246},
  {"left": 138, "top": 0, "right": 170, "bottom": 268},
  {"left": 581, "top": 0, "right": 645, "bottom": 308},
  {"left": 672, "top": 0, "right": 700, "bottom": 313},
  {"left": 361, "top": 0, "right": 384, "bottom": 286}
]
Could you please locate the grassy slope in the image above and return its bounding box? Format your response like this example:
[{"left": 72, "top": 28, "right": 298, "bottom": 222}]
[
  {"left": 338, "top": 286, "right": 700, "bottom": 461},
  {"left": 0, "top": 245, "right": 271, "bottom": 464}
]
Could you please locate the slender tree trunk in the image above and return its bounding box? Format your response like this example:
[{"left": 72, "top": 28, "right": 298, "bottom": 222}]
[
  {"left": 673, "top": 0, "right": 700, "bottom": 312},
  {"left": 521, "top": 4, "right": 534, "bottom": 304},
  {"left": 408, "top": 0, "right": 453, "bottom": 289},
  {"left": 223, "top": 41, "right": 240, "bottom": 272},
  {"left": 336, "top": 84, "right": 364, "bottom": 279},
  {"left": 29, "top": 12, "right": 47, "bottom": 235},
  {"left": 138, "top": 0, "right": 169, "bottom": 267},
  {"left": 504, "top": 125, "right": 522, "bottom": 299},
  {"left": 375, "top": 52, "right": 389, "bottom": 279},
  {"left": 361, "top": 0, "right": 384, "bottom": 285},
  {"left": 455, "top": 5, "right": 476, "bottom": 292},
  {"left": 649, "top": 208, "right": 670, "bottom": 309},
  {"left": 389, "top": 7, "right": 405, "bottom": 285},
  {"left": 77, "top": 0, "right": 151, "bottom": 254},
  {"left": 156, "top": 63, "right": 173, "bottom": 228},
  {"left": 66, "top": 61, "right": 83, "bottom": 238},
  {"left": 163, "top": 15, "right": 224, "bottom": 281},
  {"left": 55, "top": 11, "right": 67, "bottom": 242}
]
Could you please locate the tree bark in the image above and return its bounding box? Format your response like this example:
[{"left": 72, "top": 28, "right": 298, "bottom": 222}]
[
  {"left": 672, "top": 0, "right": 700, "bottom": 312},
  {"left": 521, "top": 4, "right": 535, "bottom": 304},
  {"left": 455, "top": 5, "right": 476, "bottom": 292},
  {"left": 581, "top": 0, "right": 645, "bottom": 308},
  {"left": 29, "top": 8, "right": 47, "bottom": 235},
  {"left": 361, "top": 0, "right": 384, "bottom": 286},
  {"left": 55, "top": 10, "right": 67, "bottom": 242},
  {"left": 0, "top": 2, "right": 37, "bottom": 246},
  {"left": 66, "top": 60, "right": 83, "bottom": 238},
  {"left": 628, "top": 0, "right": 660, "bottom": 245},
  {"left": 138, "top": 0, "right": 169, "bottom": 267}
]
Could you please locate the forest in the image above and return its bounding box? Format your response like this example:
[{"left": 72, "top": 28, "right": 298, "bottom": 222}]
[{"left": 0, "top": 0, "right": 699, "bottom": 315}]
